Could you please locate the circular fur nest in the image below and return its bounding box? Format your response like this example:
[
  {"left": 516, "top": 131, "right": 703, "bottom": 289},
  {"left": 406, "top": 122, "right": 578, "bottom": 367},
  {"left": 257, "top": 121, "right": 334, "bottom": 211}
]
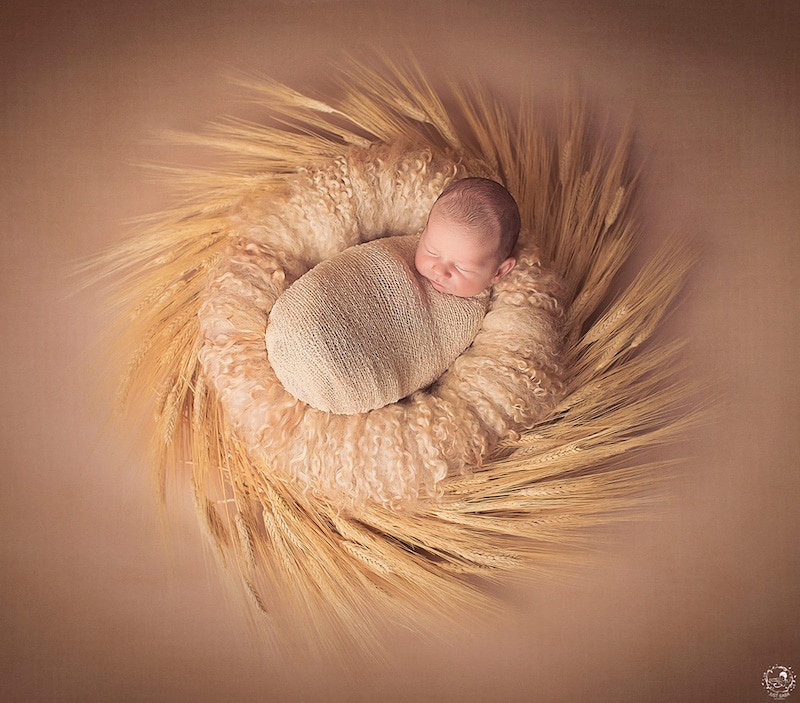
[
  {"left": 198, "top": 144, "right": 565, "bottom": 506},
  {"left": 97, "top": 60, "right": 695, "bottom": 652}
]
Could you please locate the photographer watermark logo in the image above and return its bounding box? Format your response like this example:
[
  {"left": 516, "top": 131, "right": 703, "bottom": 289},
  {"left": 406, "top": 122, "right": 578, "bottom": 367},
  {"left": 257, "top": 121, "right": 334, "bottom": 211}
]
[{"left": 763, "top": 665, "right": 796, "bottom": 700}]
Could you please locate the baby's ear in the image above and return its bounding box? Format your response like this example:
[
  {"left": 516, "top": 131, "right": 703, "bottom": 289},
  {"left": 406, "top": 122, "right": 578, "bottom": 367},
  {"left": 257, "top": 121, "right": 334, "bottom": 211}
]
[{"left": 492, "top": 256, "right": 516, "bottom": 283}]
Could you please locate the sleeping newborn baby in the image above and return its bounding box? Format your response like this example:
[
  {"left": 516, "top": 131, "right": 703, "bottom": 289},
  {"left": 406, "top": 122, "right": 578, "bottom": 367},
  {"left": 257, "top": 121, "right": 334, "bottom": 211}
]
[
  {"left": 414, "top": 176, "right": 518, "bottom": 298},
  {"left": 266, "top": 177, "right": 520, "bottom": 414}
]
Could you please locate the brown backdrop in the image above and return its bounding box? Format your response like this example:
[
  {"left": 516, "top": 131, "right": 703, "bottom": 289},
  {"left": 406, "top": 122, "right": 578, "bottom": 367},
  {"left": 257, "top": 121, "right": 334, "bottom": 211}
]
[{"left": 2, "top": 1, "right": 798, "bottom": 701}]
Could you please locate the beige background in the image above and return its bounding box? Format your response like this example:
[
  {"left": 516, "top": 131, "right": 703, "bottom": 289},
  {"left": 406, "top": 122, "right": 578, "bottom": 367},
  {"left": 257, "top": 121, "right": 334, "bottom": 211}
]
[{"left": 2, "top": 1, "right": 798, "bottom": 701}]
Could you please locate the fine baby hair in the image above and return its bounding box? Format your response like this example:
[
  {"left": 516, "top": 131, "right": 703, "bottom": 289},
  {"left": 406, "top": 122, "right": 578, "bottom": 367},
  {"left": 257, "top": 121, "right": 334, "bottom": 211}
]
[{"left": 432, "top": 176, "right": 521, "bottom": 261}]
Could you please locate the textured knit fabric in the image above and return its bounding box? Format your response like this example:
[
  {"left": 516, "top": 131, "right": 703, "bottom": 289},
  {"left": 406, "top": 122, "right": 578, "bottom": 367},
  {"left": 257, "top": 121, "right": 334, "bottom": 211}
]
[{"left": 266, "top": 235, "right": 488, "bottom": 414}]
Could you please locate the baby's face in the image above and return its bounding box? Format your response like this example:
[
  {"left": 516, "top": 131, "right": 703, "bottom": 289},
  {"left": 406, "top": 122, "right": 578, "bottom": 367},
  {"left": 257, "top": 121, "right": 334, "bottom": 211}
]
[{"left": 414, "top": 211, "right": 515, "bottom": 297}]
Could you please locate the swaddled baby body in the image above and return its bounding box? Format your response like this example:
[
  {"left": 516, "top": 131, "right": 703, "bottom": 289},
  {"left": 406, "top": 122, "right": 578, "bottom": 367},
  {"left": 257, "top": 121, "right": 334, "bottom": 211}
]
[{"left": 266, "top": 177, "right": 520, "bottom": 414}]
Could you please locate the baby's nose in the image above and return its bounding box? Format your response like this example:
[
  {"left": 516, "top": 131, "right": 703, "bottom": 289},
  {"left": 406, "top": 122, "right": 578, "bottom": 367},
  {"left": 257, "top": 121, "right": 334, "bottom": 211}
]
[{"left": 432, "top": 262, "right": 450, "bottom": 277}]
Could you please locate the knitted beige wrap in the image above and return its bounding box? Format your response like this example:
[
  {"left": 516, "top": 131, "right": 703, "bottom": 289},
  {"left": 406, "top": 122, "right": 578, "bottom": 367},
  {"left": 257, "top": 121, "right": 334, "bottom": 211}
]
[{"left": 266, "top": 235, "right": 488, "bottom": 414}]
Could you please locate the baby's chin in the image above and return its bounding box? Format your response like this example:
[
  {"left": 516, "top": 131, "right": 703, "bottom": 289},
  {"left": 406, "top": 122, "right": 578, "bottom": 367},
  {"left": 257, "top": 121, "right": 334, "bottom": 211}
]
[
  {"left": 422, "top": 275, "right": 455, "bottom": 295},
  {"left": 427, "top": 278, "right": 451, "bottom": 294},
  {"left": 425, "top": 277, "right": 482, "bottom": 298}
]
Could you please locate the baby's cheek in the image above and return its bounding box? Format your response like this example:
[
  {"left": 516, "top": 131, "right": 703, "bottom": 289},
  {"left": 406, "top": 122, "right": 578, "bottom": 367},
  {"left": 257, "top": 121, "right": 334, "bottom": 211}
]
[{"left": 414, "top": 252, "right": 429, "bottom": 276}]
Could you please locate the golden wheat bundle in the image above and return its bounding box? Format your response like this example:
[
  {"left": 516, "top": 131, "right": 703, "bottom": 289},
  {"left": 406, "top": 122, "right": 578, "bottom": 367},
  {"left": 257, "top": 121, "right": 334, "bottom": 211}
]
[{"left": 87, "top": 57, "right": 695, "bottom": 655}]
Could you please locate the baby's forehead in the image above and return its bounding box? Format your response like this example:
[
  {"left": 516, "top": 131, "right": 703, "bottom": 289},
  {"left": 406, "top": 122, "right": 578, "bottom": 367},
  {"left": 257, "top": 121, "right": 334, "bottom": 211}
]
[{"left": 428, "top": 213, "right": 500, "bottom": 249}]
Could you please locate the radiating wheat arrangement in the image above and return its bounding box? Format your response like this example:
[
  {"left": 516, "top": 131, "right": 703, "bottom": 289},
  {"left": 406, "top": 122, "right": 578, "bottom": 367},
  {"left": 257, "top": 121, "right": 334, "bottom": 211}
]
[{"left": 89, "top": 57, "right": 695, "bottom": 657}]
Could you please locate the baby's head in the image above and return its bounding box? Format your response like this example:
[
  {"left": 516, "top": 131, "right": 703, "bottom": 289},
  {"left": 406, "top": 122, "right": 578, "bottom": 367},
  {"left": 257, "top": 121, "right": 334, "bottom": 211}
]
[{"left": 415, "top": 177, "right": 520, "bottom": 297}]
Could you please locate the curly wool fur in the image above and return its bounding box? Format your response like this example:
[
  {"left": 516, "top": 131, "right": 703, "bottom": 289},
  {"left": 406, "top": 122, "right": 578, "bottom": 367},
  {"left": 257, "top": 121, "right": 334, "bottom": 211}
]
[{"left": 198, "top": 144, "right": 565, "bottom": 506}]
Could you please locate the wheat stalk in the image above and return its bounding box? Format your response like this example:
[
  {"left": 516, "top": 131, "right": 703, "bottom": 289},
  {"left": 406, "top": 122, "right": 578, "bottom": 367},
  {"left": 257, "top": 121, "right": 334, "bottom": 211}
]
[{"left": 87, "top": 58, "right": 701, "bottom": 657}]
